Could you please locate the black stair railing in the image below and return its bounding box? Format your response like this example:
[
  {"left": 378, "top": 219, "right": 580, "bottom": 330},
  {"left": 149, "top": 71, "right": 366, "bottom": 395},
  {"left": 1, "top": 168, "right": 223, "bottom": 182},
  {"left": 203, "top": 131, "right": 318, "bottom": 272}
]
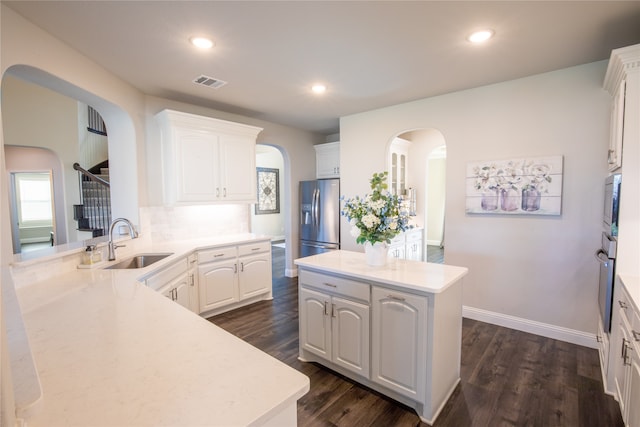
[{"left": 73, "top": 162, "right": 111, "bottom": 237}]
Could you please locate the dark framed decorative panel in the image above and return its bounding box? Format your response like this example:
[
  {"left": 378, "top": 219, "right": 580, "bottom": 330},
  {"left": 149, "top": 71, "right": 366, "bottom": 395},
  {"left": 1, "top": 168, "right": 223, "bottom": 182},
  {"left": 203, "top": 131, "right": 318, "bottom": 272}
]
[{"left": 255, "top": 167, "right": 280, "bottom": 215}]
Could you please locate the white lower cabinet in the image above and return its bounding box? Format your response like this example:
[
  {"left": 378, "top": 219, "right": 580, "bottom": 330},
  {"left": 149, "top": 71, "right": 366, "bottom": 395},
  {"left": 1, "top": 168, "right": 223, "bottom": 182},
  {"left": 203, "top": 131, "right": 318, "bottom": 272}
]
[
  {"left": 145, "top": 256, "right": 197, "bottom": 313},
  {"left": 388, "top": 229, "right": 424, "bottom": 262},
  {"left": 371, "top": 286, "right": 427, "bottom": 400},
  {"left": 160, "top": 274, "right": 191, "bottom": 309},
  {"left": 299, "top": 286, "right": 370, "bottom": 377},
  {"left": 297, "top": 265, "right": 463, "bottom": 424},
  {"left": 198, "top": 241, "right": 272, "bottom": 316},
  {"left": 610, "top": 280, "right": 640, "bottom": 426},
  {"left": 627, "top": 344, "right": 640, "bottom": 426}
]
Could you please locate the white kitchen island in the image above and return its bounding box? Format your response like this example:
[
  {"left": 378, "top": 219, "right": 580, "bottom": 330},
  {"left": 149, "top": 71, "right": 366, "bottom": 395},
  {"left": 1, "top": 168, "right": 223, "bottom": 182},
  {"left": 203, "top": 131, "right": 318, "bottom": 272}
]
[{"left": 294, "top": 250, "right": 468, "bottom": 424}]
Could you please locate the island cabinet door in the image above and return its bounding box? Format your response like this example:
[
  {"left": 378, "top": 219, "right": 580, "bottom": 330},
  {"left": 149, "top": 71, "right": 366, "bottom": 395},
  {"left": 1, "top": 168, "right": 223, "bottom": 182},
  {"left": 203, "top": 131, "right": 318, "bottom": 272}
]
[
  {"left": 198, "top": 259, "right": 239, "bottom": 313},
  {"left": 371, "top": 287, "right": 427, "bottom": 401},
  {"left": 332, "top": 296, "right": 370, "bottom": 377},
  {"left": 300, "top": 287, "right": 332, "bottom": 359}
]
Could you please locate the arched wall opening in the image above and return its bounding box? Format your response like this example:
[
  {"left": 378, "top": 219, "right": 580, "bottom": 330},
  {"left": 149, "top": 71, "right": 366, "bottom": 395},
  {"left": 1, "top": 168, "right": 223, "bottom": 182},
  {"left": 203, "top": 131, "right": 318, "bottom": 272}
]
[
  {"left": 253, "top": 143, "right": 293, "bottom": 276},
  {"left": 1, "top": 64, "right": 139, "bottom": 258},
  {"left": 386, "top": 128, "right": 447, "bottom": 261}
]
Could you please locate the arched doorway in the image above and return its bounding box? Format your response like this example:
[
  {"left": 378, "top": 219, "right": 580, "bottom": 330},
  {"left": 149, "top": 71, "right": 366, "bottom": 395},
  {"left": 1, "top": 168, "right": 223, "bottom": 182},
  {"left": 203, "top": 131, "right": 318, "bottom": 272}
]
[
  {"left": 387, "top": 128, "right": 447, "bottom": 263},
  {"left": 253, "top": 143, "right": 289, "bottom": 277}
]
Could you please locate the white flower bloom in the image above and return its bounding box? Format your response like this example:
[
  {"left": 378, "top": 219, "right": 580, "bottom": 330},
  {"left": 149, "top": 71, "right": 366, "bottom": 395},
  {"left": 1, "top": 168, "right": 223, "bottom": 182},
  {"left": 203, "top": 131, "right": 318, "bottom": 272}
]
[
  {"left": 361, "top": 213, "right": 380, "bottom": 229},
  {"left": 389, "top": 220, "right": 398, "bottom": 230}
]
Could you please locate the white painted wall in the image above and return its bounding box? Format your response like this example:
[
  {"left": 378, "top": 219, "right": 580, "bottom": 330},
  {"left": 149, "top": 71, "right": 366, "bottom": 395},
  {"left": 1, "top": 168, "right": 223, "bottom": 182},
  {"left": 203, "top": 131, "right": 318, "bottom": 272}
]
[
  {"left": 427, "top": 156, "right": 446, "bottom": 246},
  {"left": 340, "top": 62, "right": 610, "bottom": 335}
]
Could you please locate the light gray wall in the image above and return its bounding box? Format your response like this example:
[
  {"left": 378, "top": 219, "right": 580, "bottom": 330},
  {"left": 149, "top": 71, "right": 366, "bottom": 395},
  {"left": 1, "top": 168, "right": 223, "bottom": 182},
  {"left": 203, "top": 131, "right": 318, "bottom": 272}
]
[{"left": 340, "top": 61, "right": 610, "bottom": 335}]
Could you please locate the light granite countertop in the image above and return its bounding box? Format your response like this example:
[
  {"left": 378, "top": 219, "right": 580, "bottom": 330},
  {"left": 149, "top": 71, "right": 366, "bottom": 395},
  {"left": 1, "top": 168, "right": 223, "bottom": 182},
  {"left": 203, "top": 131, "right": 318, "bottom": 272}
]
[
  {"left": 9, "top": 234, "right": 309, "bottom": 426},
  {"left": 294, "top": 250, "right": 468, "bottom": 294},
  {"left": 619, "top": 274, "right": 640, "bottom": 314}
]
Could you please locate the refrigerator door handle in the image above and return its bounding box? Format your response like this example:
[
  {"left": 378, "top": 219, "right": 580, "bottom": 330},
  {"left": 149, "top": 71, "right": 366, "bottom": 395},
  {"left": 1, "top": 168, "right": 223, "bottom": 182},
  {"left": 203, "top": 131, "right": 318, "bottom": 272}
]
[
  {"left": 301, "top": 242, "right": 339, "bottom": 250},
  {"left": 595, "top": 249, "right": 609, "bottom": 264},
  {"left": 313, "top": 188, "right": 320, "bottom": 227}
]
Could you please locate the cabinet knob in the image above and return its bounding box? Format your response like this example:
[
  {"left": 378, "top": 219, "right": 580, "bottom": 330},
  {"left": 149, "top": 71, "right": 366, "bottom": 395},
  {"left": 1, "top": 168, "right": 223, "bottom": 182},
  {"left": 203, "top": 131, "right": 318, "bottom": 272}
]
[{"left": 619, "top": 300, "right": 628, "bottom": 309}]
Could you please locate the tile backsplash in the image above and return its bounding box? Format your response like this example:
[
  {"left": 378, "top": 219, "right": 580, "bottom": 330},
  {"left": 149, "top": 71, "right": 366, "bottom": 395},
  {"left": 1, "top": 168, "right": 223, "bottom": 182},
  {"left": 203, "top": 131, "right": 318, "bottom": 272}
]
[{"left": 139, "top": 204, "right": 250, "bottom": 242}]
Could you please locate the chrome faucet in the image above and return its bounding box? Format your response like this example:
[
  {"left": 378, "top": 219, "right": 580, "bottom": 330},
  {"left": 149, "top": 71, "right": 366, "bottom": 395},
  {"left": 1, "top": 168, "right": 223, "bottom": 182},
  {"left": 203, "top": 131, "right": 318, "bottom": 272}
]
[{"left": 108, "top": 218, "right": 139, "bottom": 261}]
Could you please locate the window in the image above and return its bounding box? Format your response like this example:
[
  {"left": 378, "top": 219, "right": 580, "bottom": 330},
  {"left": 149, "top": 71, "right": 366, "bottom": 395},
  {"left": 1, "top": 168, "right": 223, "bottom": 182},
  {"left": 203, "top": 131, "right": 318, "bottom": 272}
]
[
  {"left": 87, "top": 105, "right": 107, "bottom": 136},
  {"left": 14, "top": 172, "right": 53, "bottom": 227}
]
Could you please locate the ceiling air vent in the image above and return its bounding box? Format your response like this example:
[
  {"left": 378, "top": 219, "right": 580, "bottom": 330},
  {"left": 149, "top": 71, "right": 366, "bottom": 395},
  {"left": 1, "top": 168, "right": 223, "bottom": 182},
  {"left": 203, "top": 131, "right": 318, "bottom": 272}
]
[{"left": 193, "top": 75, "right": 227, "bottom": 89}]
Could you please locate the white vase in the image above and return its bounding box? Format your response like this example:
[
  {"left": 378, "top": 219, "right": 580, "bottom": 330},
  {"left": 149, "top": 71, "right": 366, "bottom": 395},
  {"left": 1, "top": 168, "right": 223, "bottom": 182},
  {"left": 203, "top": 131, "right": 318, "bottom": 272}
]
[{"left": 364, "top": 241, "right": 388, "bottom": 266}]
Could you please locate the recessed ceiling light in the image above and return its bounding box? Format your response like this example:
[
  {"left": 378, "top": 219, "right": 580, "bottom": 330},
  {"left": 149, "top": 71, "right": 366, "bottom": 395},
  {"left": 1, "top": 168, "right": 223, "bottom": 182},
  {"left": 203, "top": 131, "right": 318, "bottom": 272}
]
[
  {"left": 311, "top": 84, "right": 327, "bottom": 94},
  {"left": 190, "top": 36, "right": 214, "bottom": 49},
  {"left": 467, "top": 30, "right": 494, "bottom": 44}
]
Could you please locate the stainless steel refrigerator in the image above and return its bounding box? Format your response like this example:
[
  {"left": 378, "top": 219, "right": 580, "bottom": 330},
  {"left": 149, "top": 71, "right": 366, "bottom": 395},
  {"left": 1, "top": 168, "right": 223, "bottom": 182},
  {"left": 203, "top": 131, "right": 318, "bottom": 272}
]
[{"left": 299, "top": 179, "right": 340, "bottom": 257}]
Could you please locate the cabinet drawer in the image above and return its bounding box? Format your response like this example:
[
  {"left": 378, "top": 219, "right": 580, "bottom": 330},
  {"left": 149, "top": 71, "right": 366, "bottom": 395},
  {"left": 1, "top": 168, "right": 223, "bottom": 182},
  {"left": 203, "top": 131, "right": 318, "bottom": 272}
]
[
  {"left": 300, "top": 269, "right": 370, "bottom": 303},
  {"left": 405, "top": 229, "right": 423, "bottom": 242},
  {"left": 198, "top": 246, "right": 237, "bottom": 263},
  {"left": 390, "top": 234, "right": 405, "bottom": 245},
  {"left": 146, "top": 258, "right": 188, "bottom": 291},
  {"left": 238, "top": 241, "right": 271, "bottom": 257}
]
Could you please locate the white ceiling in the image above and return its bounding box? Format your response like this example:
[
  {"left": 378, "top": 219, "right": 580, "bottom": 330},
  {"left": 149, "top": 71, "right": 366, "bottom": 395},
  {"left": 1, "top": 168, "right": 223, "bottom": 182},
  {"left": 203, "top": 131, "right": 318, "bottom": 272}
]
[{"left": 5, "top": 1, "right": 640, "bottom": 135}]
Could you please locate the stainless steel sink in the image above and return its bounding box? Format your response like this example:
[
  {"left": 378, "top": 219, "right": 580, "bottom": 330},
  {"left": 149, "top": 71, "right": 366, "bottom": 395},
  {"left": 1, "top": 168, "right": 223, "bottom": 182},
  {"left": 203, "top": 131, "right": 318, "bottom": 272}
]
[{"left": 105, "top": 253, "right": 173, "bottom": 270}]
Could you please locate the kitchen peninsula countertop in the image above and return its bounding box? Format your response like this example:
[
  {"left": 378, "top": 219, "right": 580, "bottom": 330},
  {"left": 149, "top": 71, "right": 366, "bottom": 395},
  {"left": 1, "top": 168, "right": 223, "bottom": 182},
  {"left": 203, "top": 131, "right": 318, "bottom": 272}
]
[{"left": 9, "top": 234, "right": 309, "bottom": 426}]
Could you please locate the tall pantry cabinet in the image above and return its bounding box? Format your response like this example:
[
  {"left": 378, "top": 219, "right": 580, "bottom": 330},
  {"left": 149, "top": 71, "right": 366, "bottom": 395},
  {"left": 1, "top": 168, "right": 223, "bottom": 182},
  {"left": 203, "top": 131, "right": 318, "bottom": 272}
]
[{"left": 602, "top": 43, "right": 640, "bottom": 427}]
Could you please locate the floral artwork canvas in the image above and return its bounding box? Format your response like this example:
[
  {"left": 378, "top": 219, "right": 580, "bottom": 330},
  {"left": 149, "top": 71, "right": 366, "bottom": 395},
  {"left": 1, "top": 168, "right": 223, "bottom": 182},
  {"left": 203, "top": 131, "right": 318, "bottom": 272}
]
[{"left": 465, "top": 155, "right": 563, "bottom": 215}]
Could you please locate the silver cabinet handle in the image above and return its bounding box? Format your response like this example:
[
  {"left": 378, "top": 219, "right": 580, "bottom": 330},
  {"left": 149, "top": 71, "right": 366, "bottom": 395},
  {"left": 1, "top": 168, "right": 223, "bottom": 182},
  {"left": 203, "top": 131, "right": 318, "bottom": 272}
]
[
  {"left": 323, "top": 301, "right": 329, "bottom": 316},
  {"left": 633, "top": 330, "right": 640, "bottom": 342},
  {"left": 216, "top": 187, "right": 220, "bottom": 197},
  {"left": 596, "top": 335, "right": 603, "bottom": 343},
  {"left": 234, "top": 263, "right": 238, "bottom": 273},
  {"left": 223, "top": 188, "right": 227, "bottom": 197},
  {"left": 387, "top": 294, "right": 406, "bottom": 302},
  {"left": 240, "top": 262, "right": 244, "bottom": 272},
  {"left": 331, "top": 303, "right": 336, "bottom": 318},
  {"left": 323, "top": 282, "right": 337, "bottom": 288}
]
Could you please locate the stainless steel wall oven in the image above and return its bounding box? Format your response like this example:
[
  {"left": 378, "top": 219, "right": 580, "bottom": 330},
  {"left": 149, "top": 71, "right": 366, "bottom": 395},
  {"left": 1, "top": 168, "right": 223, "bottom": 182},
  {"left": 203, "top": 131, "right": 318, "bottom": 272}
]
[{"left": 596, "top": 174, "right": 621, "bottom": 333}]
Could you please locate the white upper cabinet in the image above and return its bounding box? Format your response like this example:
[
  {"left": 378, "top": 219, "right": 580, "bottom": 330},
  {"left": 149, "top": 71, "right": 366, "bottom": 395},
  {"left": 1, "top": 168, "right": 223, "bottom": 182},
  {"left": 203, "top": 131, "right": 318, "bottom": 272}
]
[
  {"left": 389, "top": 137, "right": 410, "bottom": 196},
  {"left": 156, "top": 109, "right": 263, "bottom": 205},
  {"left": 315, "top": 142, "right": 340, "bottom": 178}
]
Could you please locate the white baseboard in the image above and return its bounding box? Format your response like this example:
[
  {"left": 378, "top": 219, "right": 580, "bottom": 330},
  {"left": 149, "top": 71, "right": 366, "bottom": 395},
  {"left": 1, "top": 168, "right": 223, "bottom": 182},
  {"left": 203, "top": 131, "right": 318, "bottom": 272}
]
[
  {"left": 463, "top": 306, "right": 598, "bottom": 349},
  {"left": 426, "top": 239, "right": 442, "bottom": 246},
  {"left": 285, "top": 268, "right": 298, "bottom": 278}
]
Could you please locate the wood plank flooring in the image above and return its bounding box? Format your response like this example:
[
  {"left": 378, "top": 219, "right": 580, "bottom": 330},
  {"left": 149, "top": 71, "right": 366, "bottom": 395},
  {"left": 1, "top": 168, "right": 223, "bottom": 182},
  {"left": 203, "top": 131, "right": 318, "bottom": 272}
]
[{"left": 207, "top": 246, "right": 623, "bottom": 427}]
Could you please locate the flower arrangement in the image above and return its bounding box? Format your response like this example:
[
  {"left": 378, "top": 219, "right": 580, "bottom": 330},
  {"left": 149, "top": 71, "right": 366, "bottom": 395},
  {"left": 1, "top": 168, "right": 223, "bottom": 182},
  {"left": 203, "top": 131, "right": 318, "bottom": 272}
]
[
  {"left": 473, "top": 160, "right": 552, "bottom": 193},
  {"left": 341, "top": 171, "right": 413, "bottom": 245}
]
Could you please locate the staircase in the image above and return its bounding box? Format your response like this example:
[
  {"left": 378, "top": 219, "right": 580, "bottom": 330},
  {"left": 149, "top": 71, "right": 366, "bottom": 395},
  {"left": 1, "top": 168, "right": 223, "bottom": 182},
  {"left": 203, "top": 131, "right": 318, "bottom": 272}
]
[{"left": 73, "top": 162, "right": 111, "bottom": 237}]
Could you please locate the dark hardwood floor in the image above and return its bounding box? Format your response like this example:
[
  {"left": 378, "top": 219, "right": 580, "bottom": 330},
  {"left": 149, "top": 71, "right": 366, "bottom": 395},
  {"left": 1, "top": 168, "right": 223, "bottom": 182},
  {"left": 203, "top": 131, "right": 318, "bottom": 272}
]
[{"left": 207, "top": 246, "right": 622, "bottom": 427}]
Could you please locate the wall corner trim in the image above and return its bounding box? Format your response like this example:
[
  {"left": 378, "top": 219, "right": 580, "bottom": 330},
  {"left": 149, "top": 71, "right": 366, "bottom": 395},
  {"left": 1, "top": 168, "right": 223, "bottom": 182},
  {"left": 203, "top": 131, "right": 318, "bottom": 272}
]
[{"left": 463, "top": 306, "right": 597, "bottom": 349}]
